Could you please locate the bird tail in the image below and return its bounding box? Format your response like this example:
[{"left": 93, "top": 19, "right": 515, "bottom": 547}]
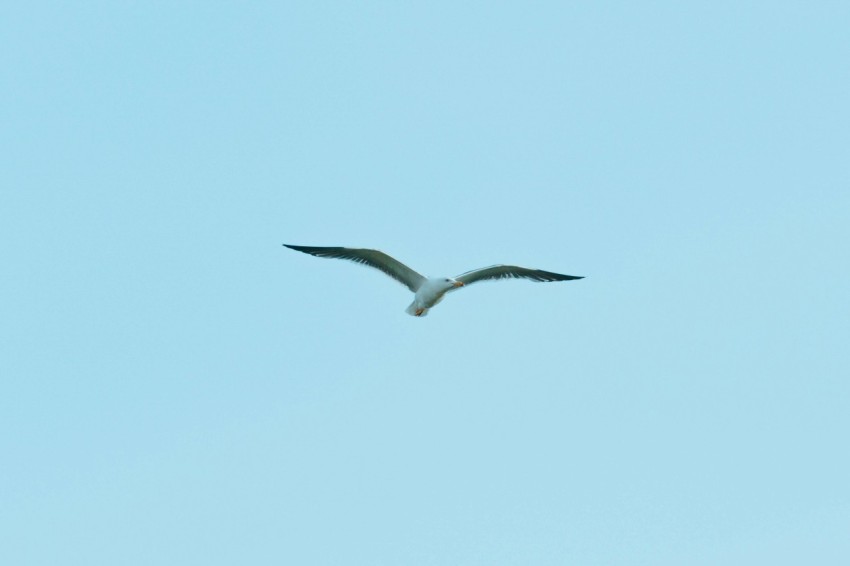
[{"left": 405, "top": 302, "right": 429, "bottom": 317}]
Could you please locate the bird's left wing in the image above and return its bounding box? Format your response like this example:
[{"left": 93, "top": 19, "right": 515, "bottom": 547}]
[
  {"left": 455, "top": 265, "right": 584, "bottom": 286},
  {"left": 283, "top": 244, "right": 427, "bottom": 292}
]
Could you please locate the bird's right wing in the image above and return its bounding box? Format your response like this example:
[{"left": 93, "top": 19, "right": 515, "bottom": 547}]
[
  {"left": 283, "top": 245, "right": 427, "bottom": 292},
  {"left": 455, "top": 264, "right": 584, "bottom": 286}
]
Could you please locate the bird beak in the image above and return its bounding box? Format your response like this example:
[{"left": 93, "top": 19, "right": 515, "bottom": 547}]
[{"left": 453, "top": 281, "right": 465, "bottom": 287}]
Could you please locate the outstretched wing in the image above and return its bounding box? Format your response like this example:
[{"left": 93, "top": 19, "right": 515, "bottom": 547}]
[
  {"left": 455, "top": 265, "right": 583, "bottom": 286},
  {"left": 283, "top": 244, "right": 427, "bottom": 292}
]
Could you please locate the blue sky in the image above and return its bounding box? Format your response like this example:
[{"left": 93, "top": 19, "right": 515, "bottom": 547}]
[{"left": 2, "top": 2, "right": 848, "bottom": 564}]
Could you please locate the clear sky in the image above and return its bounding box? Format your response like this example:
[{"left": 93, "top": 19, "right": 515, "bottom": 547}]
[{"left": 2, "top": 2, "right": 848, "bottom": 565}]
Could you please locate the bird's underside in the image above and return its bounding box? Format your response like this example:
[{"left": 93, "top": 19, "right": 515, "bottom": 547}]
[{"left": 283, "top": 244, "right": 583, "bottom": 316}]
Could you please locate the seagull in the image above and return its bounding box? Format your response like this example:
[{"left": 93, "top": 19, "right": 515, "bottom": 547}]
[{"left": 283, "top": 244, "right": 584, "bottom": 317}]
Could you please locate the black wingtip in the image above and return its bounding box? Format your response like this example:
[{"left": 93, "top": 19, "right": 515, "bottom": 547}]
[
  {"left": 283, "top": 244, "right": 326, "bottom": 256},
  {"left": 539, "top": 270, "right": 585, "bottom": 282}
]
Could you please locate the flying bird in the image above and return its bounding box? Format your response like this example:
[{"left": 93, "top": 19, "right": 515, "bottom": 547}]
[{"left": 283, "top": 244, "right": 584, "bottom": 317}]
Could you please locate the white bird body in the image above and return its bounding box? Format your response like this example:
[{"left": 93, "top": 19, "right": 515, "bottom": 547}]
[
  {"left": 283, "top": 244, "right": 583, "bottom": 317},
  {"left": 405, "top": 277, "right": 464, "bottom": 317}
]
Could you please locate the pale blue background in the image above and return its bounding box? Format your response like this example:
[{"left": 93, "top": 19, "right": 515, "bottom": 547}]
[{"left": 2, "top": 2, "right": 848, "bottom": 564}]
